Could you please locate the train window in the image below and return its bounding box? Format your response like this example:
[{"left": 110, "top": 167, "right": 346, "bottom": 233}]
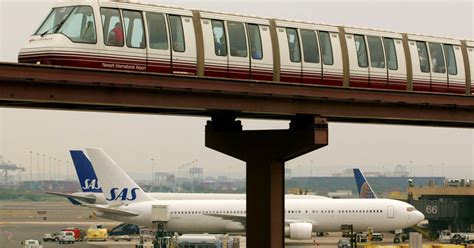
[
  {"left": 429, "top": 42, "right": 446, "bottom": 73},
  {"left": 319, "top": 31, "right": 333, "bottom": 65},
  {"left": 286, "top": 28, "right": 301, "bottom": 62},
  {"left": 228, "top": 21, "right": 248, "bottom": 57},
  {"left": 248, "top": 24, "right": 263, "bottom": 60},
  {"left": 416, "top": 41, "right": 430, "bottom": 73},
  {"left": 383, "top": 38, "right": 398, "bottom": 70},
  {"left": 354, "top": 35, "right": 368, "bottom": 68},
  {"left": 301, "top": 29, "right": 320, "bottom": 63},
  {"left": 443, "top": 44, "right": 457, "bottom": 75},
  {"left": 57, "top": 6, "right": 97, "bottom": 44},
  {"left": 367, "top": 36, "right": 385, "bottom": 68},
  {"left": 169, "top": 15, "right": 185, "bottom": 52},
  {"left": 101, "top": 8, "right": 124, "bottom": 47},
  {"left": 35, "top": 6, "right": 74, "bottom": 36},
  {"left": 123, "top": 10, "right": 145, "bottom": 49},
  {"left": 212, "top": 20, "right": 227, "bottom": 56},
  {"left": 146, "top": 12, "right": 168, "bottom": 50}
]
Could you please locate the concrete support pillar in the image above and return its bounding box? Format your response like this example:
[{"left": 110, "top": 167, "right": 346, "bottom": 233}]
[{"left": 205, "top": 114, "right": 328, "bottom": 248}]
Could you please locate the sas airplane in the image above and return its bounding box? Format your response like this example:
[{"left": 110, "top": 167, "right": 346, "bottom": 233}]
[
  {"left": 81, "top": 147, "right": 424, "bottom": 239},
  {"left": 46, "top": 151, "right": 326, "bottom": 205}
]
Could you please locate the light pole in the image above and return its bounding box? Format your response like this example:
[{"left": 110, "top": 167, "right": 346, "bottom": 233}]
[
  {"left": 151, "top": 158, "right": 155, "bottom": 191},
  {"left": 58, "top": 159, "right": 61, "bottom": 181},
  {"left": 49, "top": 156, "right": 52, "bottom": 180},
  {"left": 66, "top": 161, "right": 70, "bottom": 181},
  {"left": 36, "top": 153, "right": 40, "bottom": 181},
  {"left": 53, "top": 158, "right": 56, "bottom": 180},
  {"left": 29, "top": 151, "right": 32, "bottom": 181},
  {"left": 42, "top": 154, "right": 45, "bottom": 181}
]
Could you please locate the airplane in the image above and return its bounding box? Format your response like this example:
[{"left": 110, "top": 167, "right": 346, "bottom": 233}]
[
  {"left": 353, "top": 168, "right": 377, "bottom": 198},
  {"left": 46, "top": 150, "right": 326, "bottom": 205},
  {"left": 82, "top": 147, "right": 424, "bottom": 238}
]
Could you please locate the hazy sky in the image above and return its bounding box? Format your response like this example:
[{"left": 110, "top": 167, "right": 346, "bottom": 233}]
[{"left": 0, "top": 0, "right": 473, "bottom": 181}]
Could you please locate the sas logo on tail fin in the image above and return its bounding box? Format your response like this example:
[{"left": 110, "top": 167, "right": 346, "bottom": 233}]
[
  {"left": 106, "top": 188, "right": 139, "bottom": 201},
  {"left": 82, "top": 179, "right": 100, "bottom": 190}
]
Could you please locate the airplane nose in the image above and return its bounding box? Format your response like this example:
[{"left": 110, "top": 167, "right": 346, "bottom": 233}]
[{"left": 414, "top": 210, "right": 425, "bottom": 223}]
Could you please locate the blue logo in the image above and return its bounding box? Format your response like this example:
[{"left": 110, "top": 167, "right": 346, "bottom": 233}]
[
  {"left": 106, "top": 188, "right": 139, "bottom": 201},
  {"left": 82, "top": 179, "right": 101, "bottom": 190}
]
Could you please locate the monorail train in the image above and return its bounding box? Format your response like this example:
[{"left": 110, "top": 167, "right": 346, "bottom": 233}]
[{"left": 18, "top": 0, "right": 474, "bottom": 95}]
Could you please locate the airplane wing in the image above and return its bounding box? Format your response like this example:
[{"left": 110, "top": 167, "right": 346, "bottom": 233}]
[
  {"left": 82, "top": 204, "right": 139, "bottom": 216},
  {"left": 204, "top": 214, "right": 316, "bottom": 227},
  {"left": 45, "top": 192, "right": 96, "bottom": 204}
]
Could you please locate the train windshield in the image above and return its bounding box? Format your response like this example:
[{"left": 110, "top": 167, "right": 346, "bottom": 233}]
[{"left": 35, "top": 6, "right": 97, "bottom": 44}]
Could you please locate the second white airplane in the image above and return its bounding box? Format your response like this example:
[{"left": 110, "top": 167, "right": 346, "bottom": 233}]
[{"left": 84, "top": 148, "right": 424, "bottom": 239}]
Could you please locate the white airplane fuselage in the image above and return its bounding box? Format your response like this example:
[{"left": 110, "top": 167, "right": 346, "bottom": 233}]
[{"left": 97, "top": 198, "right": 424, "bottom": 233}]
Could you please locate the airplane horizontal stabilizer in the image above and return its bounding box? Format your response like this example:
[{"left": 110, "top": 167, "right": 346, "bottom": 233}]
[
  {"left": 45, "top": 191, "right": 96, "bottom": 204},
  {"left": 83, "top": 204, "right": 139, "bottom": 216}
]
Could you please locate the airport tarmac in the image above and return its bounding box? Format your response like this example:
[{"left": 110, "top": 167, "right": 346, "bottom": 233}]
[{"left": 0, "top": 201, "right": 414, "bottom": 248}]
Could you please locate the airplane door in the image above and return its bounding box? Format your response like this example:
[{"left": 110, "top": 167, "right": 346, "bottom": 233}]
[{"left": 387, "top": 206, "right": 394, "bottom": 218}]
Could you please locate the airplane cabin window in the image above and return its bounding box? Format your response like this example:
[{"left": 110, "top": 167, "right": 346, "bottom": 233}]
[
  {"left": 147, "top": 12, "right": 168, "bottom": 50},
  {"left": 301, "top": 29, "right": 320, "bottom": 63},
  {"left": 212, "top": 20, "right": 227, "bottom": 56},
  {"left": 429, "top": 42, "right": 446, "bottom": 73},
  {"left": 286, "top": 28, "right": 301, "bottom": 62},
  {"left": 228, "top": 21, "right": 248, "bottom": 57},
  {"left": 416, "top": 41, "right": 430, "bottom": 73},
  {"left": 367, "top": 36, "right": 385, "bottom": 68},
  {"left": 169, "top": 15, "right": 185, "bottom": 52},
  {"left": 354, "top": 34, "right": 368, "bottom": 68},
  {"left": 444, "top": 44, "right": 457, "bottom": 75}
]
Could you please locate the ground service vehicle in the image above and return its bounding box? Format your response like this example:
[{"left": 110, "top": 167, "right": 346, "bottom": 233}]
[
  {"left": 19, "top": 0, "right": 474, "bottom": 96},
  {"left": 62, "top": 227, "right": 84, "bottom": 241},
  {"left": 370, "top": 232, "right": 384, "bottom": 241},
  {"left": 337, "top": 238, "right": 352, "bottom": 248},
  {"left": 42, "top": 233, "right": 58, "bottom": 242},
  {"left": 21, "top": 240, "right": 43, "bottom": 248},
  {"left": 58, "top": 231, "right": 75, "bottom": 244},
  {"left": 86, "top": 225, "right": 108, "bottom": 241}
]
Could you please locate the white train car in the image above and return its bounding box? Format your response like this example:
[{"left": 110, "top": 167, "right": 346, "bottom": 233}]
[{"left": 18, "top": 0, "right": 473, "bottom": 96}]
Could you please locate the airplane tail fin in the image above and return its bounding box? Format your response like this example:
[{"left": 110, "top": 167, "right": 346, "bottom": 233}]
[
  {"left": 70, "top": 150, "right": 102, "bottom": 193},
  {"left": 85, "top": 148, "right": 153, "bottom": 205},
  {"left": 353, "top": 168, "right": 377, "bottom": 198}
]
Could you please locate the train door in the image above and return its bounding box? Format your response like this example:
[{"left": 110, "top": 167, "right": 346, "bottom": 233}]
[
  {"left": 202, "top": 19, "right": 228, "bottom": 78},
  {"left": 427, "top": 42, "right": 448, "bottom": 92},
  {"left": 347, "top": 34, "right": 369, "bottom": 88},
  {"left": 248, "top": 24, "right": 273, "bottom": 81},
  {"left": 225, "top": 21, "right": 250, "bottom": 79},
  {"left": 409, "top": 40, "right": 431, "bottom": 92},
  {"left": 169, "top": 15, "right": 197, "bottom": 75},
  {"left": 145, "top": 12, "right": 171, "bottom": 73},
  {"left": 100, "top": 8, "right": 146, "bottom": 71},
  {"left": 366, "top": 36, "right": 387, "bottom": 88},
  {"left": 300, "top": 29, "right": 322, "bottom": 84},
  {"left": 320, "top": 31, "right": 343, "bottom": 86},
  {"left": 469, "top": 45, "right": 474, "bottom": 95},
  {"left": 385, "top": 38, "right": 407, "bottom": 90},
  {"left": 278, "top": 27, "right": 302, "bottom": 83},
  {"left": 445, "top": 44, "right": 466, "bottom": 94},
  {"left": 387, "top": 206, "right": 394, "bottom": 218}
]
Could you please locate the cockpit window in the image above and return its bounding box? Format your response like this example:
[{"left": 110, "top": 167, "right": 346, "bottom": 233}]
[
  {"left": 35, "top": 7, "right": 74, "bottom": 36},
  {"left": 35, "top": 6, "right": 97, "bottom": 44},
  {"left": 407, "top": 207, "right": 415, "bottom": 212}
]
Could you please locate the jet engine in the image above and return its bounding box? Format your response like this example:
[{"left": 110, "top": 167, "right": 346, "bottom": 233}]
[{"left": 284, "top": 223, "right": 313, "bottom": 240}]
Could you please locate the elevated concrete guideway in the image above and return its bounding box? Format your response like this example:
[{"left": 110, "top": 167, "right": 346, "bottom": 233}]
[
  {"left": 1, "top": 62, "right": 474, "bottom": 127},
  {"left": 1, "top": 62, "right": 474, "bottom": 248}
]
